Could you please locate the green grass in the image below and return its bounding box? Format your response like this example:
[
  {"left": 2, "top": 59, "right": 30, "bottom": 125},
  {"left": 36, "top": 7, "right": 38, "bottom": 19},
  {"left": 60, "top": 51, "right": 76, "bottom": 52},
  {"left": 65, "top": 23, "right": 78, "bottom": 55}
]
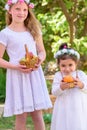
[
  {"left": 0, "top": 114, "right": 51, "bottom": 130},
  {"left": 0, "top": 116, "right": 15, "bottom": 129}
]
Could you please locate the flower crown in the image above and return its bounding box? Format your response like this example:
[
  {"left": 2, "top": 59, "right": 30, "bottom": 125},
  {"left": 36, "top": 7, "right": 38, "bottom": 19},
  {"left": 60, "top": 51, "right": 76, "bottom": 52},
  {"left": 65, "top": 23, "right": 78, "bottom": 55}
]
[
  {"left": 5, "top": 0, "right": 34, "bottom": 11},
  {"left": 54, "top": 48, "right": 80, "bottom": 60}
]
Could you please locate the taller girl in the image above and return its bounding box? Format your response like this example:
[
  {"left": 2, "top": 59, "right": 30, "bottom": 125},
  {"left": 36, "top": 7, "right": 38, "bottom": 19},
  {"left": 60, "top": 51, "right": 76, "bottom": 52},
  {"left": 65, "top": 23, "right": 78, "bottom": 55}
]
[{"left": 0, "top": 0, "right": 52, "bottom": 130}]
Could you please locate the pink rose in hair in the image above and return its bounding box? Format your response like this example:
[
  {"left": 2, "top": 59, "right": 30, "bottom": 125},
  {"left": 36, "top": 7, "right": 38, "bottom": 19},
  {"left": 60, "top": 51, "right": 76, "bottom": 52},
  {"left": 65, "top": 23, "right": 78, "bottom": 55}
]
[
  {"left": 64, "top": 45, "right": 67, "bottom": 49},
  {"left": 19, "top": 0, "right": 24, "bottom": 3},
  {"left": 7, "top": 0, "right": 12, "bottom": 5},
  {"left": 29, "top": 3, "right": 34, "bottom": 8}
]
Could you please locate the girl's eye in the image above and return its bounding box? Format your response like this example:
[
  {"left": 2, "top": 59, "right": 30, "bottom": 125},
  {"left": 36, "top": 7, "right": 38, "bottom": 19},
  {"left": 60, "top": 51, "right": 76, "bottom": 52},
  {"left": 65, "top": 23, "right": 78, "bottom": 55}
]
[
  {"left": 15, "top": 8, "right": 20, "bottom": 11},
  {"left": 69, "top": 64, "right": 72, "bottom": 66},
  {"left": 61, "top": 64, "right": 65, "bottom": 67},
  {"left": 24, "top": 9, "right": 28, "bottom": 11}
]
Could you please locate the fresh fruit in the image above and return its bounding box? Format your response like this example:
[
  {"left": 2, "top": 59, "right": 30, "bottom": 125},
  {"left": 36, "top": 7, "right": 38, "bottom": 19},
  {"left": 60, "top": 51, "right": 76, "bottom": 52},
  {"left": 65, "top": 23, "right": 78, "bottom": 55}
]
[
  {"left": 63, "top": 75, "right": 74, "bottom": 83},
  {"left": 62, "top": 75, "right": 74, "bottom": 88},
  {"left": 19, "top": 58, "right": 27, "bottom": 65},
  {"left": 19, "top": 44, "right": 39, "bottom": 68}
]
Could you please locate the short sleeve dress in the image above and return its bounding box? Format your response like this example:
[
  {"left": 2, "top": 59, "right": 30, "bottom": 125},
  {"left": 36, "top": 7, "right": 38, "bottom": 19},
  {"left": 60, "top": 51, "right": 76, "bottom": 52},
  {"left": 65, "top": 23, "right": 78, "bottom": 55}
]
[
  {"left": 51, "top": 70, "right": 87, "bottom": 130},
  {"left": 0, "top": 27, "right": 52, "bottom": 117}
]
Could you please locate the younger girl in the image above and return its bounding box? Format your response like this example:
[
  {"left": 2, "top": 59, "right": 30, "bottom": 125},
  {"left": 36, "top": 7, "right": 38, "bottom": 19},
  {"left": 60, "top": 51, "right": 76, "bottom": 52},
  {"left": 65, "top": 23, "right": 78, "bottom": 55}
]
[
  {"left": 0, "top": 0, "right": 52, "bottom": 130},
  {"left": 51, "top": 43, "right": 87, "bottom": 130}
]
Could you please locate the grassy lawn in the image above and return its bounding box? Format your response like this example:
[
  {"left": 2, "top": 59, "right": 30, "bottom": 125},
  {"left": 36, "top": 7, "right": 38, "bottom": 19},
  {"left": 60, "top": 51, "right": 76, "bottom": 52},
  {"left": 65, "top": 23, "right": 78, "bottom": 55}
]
[{"left": 0, "top": 113, "right": 51, "bottom": 130}]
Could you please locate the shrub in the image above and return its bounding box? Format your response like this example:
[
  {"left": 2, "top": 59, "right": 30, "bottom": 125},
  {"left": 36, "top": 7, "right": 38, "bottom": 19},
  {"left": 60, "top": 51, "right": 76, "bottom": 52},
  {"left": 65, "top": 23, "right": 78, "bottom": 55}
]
[{"left": 0, "top": 68, "right": 6, "bottom": 103}]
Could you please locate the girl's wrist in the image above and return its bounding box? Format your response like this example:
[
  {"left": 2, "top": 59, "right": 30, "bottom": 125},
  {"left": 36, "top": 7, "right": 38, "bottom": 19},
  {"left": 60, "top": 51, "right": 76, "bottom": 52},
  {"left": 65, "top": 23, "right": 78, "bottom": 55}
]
[
  {"left": 38, "top": 54, "right": 45, "bottom": 63},
  {"left": 60, "top": 84, "right": 65, "bottom": 90},
  {"left": 79, "top": 83, "right": 84, "bottom": 89},
  {"left": 38, "top": 51, "right": 46, "bottom": 61},
  {"left": 8, "top": 64, "right": 19, "bottom": 70}
]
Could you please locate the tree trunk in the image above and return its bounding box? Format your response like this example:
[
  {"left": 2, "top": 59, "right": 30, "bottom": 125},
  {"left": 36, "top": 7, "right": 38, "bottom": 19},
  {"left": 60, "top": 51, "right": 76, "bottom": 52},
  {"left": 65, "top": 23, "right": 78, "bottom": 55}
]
[
  {"left": 82, "top": 19, "right": 87, "bottom": 36},
  {"left": 57, "top": 0, "right": 77, "bottom": 44}
]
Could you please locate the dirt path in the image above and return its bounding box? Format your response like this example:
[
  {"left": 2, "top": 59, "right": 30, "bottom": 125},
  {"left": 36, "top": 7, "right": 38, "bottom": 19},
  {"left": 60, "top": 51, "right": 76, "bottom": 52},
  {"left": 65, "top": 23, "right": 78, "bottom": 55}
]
[{"left": 0, "top": 104, "right": 4, "bottom": 117}]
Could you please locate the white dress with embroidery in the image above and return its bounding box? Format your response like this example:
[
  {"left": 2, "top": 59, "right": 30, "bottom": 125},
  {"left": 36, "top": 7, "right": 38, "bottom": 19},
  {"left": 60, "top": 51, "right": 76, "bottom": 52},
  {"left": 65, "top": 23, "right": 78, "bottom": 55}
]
[
  {"left": 51, "top": 71, "right": 87, "bottom": 130},
  {"left": 0, "top": 27, "right": 52, "bottom": 117}
]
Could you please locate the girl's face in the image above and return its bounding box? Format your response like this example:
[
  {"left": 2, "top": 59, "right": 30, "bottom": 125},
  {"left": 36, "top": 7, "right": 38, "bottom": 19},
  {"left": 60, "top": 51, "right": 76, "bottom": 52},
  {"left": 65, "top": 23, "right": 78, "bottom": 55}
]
[
  {"left": 59, "top": 59, "right": 77, "bottom": 75},
  {"left": 9, "top": 2, "right": 28, "bottom": 24}
]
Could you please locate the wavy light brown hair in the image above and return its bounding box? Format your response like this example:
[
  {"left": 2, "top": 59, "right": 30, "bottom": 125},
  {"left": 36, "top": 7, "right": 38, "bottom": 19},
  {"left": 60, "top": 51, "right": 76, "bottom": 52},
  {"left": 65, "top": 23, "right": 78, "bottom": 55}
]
[{"left": 6, "top": 4, "right": 41, "bottom": 42}]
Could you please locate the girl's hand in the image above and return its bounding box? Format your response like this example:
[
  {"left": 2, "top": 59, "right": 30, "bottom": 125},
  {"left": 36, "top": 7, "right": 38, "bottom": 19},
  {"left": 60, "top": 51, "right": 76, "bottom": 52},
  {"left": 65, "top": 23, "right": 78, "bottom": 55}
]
[
  {"left": 17, "top": 64, "right": 33, "bottom": 73},
  {"left": 18, "top": 57, "right": 43, "bottom": 72},
  {"left": 32, "top": 57, "right": 43, "bottom": 71},
  {"left": 60, "top": 81, "right": 70, "bottom": 90},
  {"left": 74, "top": 78, "right": 84, "bottom": 89}
]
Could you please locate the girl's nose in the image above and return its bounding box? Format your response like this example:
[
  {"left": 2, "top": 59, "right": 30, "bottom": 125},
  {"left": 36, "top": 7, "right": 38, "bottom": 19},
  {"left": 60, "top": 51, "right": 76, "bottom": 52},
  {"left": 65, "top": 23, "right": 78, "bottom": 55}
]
[
  {"left": 65, "top": 67, "right": 70, "bottom": 71},
  {"left": 19, "top": 10, "right": 24, "bottom": 14}
]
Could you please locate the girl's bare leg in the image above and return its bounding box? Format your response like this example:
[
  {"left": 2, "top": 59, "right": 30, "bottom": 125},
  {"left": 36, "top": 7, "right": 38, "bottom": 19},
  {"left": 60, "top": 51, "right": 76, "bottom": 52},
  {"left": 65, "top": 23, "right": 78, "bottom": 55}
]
[
  {"left": 15, "top": 112, "right": 28, "bottom": 130},
  {"left": 30, "top": 110, "right": 45, "bottom": 130}
]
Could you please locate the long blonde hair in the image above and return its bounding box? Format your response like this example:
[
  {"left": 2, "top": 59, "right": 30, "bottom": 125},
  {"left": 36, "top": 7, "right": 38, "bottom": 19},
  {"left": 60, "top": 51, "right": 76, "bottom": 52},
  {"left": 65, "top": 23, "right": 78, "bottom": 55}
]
[{"left": 6, "top": 6, "right": 41, "bottom": 42}]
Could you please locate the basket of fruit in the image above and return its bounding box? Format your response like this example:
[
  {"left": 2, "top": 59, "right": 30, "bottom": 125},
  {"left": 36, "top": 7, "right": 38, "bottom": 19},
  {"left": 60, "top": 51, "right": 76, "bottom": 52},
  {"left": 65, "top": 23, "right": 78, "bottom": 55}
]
[{"left": 19, "top": 44, "right": 39, "bottom": 68}]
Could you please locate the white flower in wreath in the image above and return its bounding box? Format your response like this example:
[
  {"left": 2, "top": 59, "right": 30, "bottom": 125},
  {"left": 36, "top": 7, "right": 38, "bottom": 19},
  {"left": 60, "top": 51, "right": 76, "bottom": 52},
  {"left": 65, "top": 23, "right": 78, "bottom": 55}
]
[
  {"left": 12, "top": 0, "right": 18, "bottom": 3},
  {"left": 25, "top": 0, "right": 30, "bottom": 3},
  {"left": 74, "top": 51, "right": 80, "bottom": 59},
  {"left": 68, "top": 49, "right": 75, "bottom": 55},
  {"left": 54, "top": 51, "right": 60, "bottom": 58},
  {"left": 57, "top": 51, "right": 61, "bottom": 56},
  {"left": 54, "top": 51, "right": 62, "bottom": 58},
  {"left": 5, "top": 4, "right": 9, "bottom": 11},
  {"left": 61, "top": 49, "right": 67, "bottom": 54},
  {"left": 54, "top": 53, "right": 58, "bottom": 58}
]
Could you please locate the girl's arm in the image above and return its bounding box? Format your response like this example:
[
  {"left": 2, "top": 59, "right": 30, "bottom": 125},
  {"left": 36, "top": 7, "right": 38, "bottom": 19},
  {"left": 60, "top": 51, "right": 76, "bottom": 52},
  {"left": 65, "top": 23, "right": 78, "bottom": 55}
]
[
  {"left": 36, "top": 34, "right": 46, "bottom": 65},
  {"left": 74, "top": 70, "right": 87, "bottom": 91},
  {"left": 0, "top": 43, "right": 17, "bottom": 69},
  {"left": 0, "top": 43, "right": 33, "bottom": 73},
  {"left": 52, "top": 72, "right": 67, "bottom": 96}
]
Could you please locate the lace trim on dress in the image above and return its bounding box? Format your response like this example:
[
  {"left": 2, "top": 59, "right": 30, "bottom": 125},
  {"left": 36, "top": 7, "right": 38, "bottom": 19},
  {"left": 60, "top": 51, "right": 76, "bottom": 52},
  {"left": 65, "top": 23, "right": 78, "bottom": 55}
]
[{"left": 4, "top": 101, "right": 52, "bottom": 117}]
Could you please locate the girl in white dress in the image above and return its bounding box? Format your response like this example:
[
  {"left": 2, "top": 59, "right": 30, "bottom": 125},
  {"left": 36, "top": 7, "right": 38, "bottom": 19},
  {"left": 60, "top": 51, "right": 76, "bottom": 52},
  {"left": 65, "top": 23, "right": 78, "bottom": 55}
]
[
  {"left": 51, "top": 43, "right": 87, "bottom": 130},
  {"left": 0, "top": 0, "right": 52, "bottom": 130}
]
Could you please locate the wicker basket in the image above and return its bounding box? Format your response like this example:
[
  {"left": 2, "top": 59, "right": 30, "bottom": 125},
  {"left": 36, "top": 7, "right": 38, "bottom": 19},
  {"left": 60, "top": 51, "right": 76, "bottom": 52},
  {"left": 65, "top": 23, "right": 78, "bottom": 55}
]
[{"left": 43, "top": 95, "right": 56, "bottom": 114}]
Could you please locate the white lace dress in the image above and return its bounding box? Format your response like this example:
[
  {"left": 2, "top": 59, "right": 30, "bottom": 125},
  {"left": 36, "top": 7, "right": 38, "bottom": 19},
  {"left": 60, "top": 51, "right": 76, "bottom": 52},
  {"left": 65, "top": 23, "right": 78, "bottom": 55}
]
[
  {"left": 0, "top": 27, "right": 52, "bottom": 117},
  {"left": 51, "top": 71, "right": 87, "bottom": 130}
]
